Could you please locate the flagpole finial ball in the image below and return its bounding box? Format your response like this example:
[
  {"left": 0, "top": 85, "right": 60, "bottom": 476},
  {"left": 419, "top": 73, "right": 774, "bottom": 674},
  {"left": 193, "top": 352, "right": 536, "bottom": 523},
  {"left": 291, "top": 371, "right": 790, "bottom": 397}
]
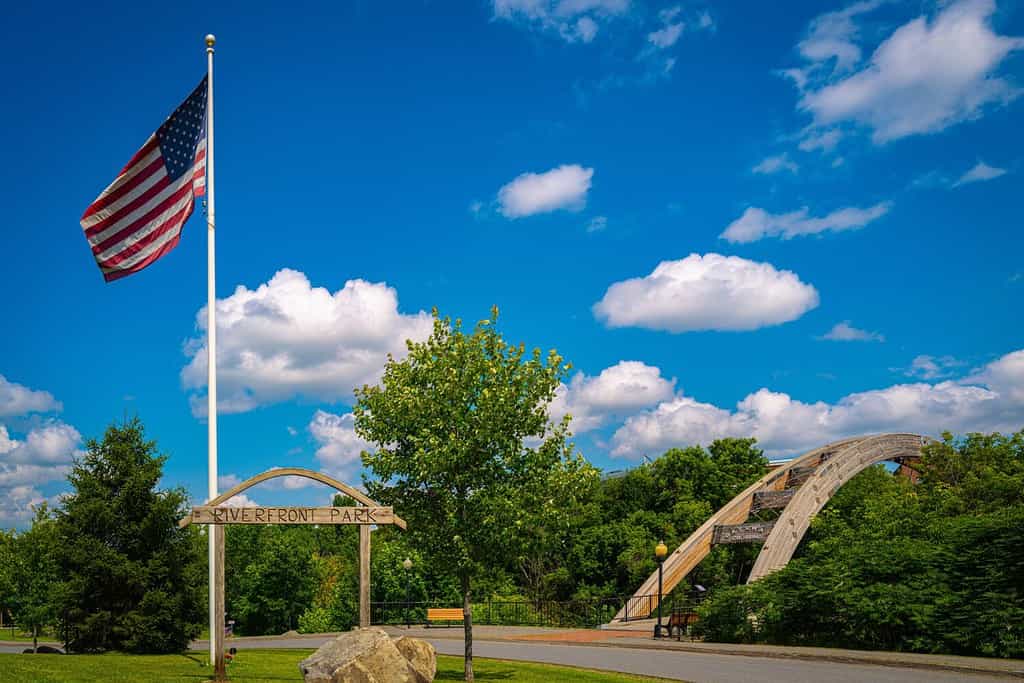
[{"left": 205, "top": 34, "right": 216, "bottom": 47}]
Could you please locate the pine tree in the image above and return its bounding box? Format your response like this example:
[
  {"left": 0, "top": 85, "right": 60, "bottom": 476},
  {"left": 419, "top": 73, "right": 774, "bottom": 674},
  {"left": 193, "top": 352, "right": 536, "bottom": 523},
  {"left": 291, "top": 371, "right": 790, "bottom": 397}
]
[{"left": 57, "top": 417, "right": 204, "bottom": 653}]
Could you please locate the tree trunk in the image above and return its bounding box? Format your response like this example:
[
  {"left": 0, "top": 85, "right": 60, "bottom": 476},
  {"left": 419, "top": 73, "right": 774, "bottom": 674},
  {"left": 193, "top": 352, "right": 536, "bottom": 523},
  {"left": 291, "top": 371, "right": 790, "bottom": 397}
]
[
  {"left": 32, "top": 624, "right": 38, "bottom": 654},
  {"left": 462, "top": 571, "right": 473, "bottom": 682}
]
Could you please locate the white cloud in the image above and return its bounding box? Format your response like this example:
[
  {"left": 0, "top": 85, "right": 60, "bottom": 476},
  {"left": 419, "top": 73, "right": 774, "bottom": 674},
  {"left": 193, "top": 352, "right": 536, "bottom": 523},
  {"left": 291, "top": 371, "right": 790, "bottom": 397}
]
[
  {"left": 309, "top": 410, "right": 372, "bottom": 481},
  {"left": 721, "top": 202, "right": 891, "bottom": 243},
  {"left": 904, "top": 354, "right": 963, "bottom": 380},
  {"left": 550, "top": 361, "right": 676, "bottom": 432},
  {"left": 797, "top": 0, "right": 883, "bottom": 75},
  {"left": 953, "top": 161, "right": 1008, "bottom": 187},
  {"left": 611, "top": 347, "right": 1024, "bottom": 458},
  {"left": 497, "top": 165, "right": 593, "bottom": 218},
  {"left": 492, "top": 0, "right": 630, "bottom": 43},
  {"left": 0, "top": 422, "right": 81, "bottom": 465},
  {"left": 648, "top": 22, "right": 683, "bottom": 48},
  {"left": 586, "top": 216, "right": 608, "bottom": 233},
  {"left": 0, "top": 376, "right": 61, "bottom": 417},
  {"left": 798, "top": 128, "right": 842, "bottom": 153},
  {"left": 753, "top": 154, "right": 799, "bottom": 175},
  {"left": 795, "top": 0, "right": 1024, "bottom": 143},
  {"left": 0, "top": 486, "right": 54, "bottom": 526},
  {"left": 593, "top": 253, "right": 820, "bottom": 333},
  {"left": 820, "top": 321, "right": 884, "bottom": 342},
  {"left": 218, "top": 473, "right": 242, "bottom": 490},
  {"left": 0, "top": 421, "right": 80, "bottom": 523},
  {"left": 221, "top": 493, "right": 259, "bottom": 508},
  {"left": 181, "top": 269, "right": 432, "bottom": 415}
]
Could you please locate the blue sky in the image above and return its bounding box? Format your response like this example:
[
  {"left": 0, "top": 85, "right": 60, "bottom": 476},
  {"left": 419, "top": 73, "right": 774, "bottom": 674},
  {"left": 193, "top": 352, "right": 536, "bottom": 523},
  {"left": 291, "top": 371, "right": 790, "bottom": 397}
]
[{"left": 2, "top": 0, "right": 1022, "bottom": 526}]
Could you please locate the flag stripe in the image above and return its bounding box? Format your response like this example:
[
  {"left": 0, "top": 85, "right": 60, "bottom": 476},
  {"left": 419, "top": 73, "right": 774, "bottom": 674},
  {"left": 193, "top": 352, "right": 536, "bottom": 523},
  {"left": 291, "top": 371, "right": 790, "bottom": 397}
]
[
  {"left": 86, "top": 170, "right": 172, "bottom": 242},
  {"left": 100, "top": 207, "right": 190, "bottom": 272},
  {"left": 102, "top": 233, "right": 183, "bottom": 283},
  {"left": 94, "top": 187, "right": 194, "bottom": 264},
  {"left": 81, "top": 138, "right": 162, "bottom": 219},
  {"left": 81, "top": 157, "right": 168, "bottom": 231}
]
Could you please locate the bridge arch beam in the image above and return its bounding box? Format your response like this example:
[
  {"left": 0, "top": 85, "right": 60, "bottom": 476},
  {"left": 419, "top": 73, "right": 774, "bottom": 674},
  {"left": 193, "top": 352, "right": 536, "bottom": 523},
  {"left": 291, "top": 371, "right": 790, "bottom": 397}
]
[{"left": 611, "top": 433, "right": 930, "bottom": 623}]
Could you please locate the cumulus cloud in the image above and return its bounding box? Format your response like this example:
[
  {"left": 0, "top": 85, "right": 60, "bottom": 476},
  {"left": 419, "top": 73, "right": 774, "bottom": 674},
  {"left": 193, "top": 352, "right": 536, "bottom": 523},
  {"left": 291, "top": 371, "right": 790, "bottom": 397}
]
[
  {"left": 309, "top": 410, "right": 373, "bottom": 481},
  {"left": 549, "top": 361, "right": 676, "bottom": 432},
  {"left": 593, "top": 253, "right": 820, "bottom": 333},
  {"left": 0, "top": 378, "right": 82, "bottom": 527},
  {"left": 492, "top": 0, "right": 630, "bottom": 43},
  {"left": 0, "top": 486, "right": 57, "bottom": 526},
  {"left": 611, "top": 347, "right": 1024, "bottom": 458},
  {"left": 222, "top": 493, "right": 259, "bottom": 508},
  {"left": 721, "top": 202, "right": 891, "bottom": 243},
  {"left": 953, "top": 161, "right": 1008, "bottom": 187},
  {"left": 820, "top": 321, "right": 884, "bottom": 342},
  {"left": 497, "top": 165, "right": 593, "bottom": 218},
  {"left": 794, "top": 0, "right": 1024, "bottom": 143},
  {"left": 904, "top": 354, "right": 963, "bottom": 380},
  {"left": 181, "top": 269, "right": 432, "bottom": 416},
  {"left": 0, "top": 375, "right": 61, "bottom": 417},
  {"left": 752, "top": 154, "right": 799, "bottom": 175}
]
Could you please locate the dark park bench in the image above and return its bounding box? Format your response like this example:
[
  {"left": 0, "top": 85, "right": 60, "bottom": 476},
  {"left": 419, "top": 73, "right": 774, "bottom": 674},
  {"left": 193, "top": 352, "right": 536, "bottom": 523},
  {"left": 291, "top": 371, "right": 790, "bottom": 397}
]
[
  {"left": 666, "top": 608, "right": 700, "bottom": 640},
  {"left": 426, "top": 607, "right": 464, "bottom": 627}
]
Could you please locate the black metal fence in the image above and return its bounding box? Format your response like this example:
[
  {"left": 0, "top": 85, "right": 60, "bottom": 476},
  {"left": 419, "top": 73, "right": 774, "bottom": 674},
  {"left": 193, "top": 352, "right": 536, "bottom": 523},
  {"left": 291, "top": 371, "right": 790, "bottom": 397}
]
[{"left": 371, "top": 592, "right": 703, "bottom": 629}]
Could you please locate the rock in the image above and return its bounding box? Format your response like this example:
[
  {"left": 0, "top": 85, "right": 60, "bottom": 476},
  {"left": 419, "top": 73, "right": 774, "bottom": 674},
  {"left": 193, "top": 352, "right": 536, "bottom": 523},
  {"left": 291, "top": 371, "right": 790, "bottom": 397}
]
[
  {"left": 393, "top": 636, "right": 436, "bottom": 683},
  {"left": 298, "top": 628, "right": 435, "bottom": 683},
  {"left": 282, "top": 630, "right": 301, "bottom": 637}
]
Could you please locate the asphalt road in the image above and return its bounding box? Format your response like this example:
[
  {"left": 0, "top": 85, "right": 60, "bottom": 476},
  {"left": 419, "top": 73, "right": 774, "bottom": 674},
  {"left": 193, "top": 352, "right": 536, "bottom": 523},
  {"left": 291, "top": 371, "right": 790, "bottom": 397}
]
[
  {"left": 3, "top": 637, "right": 1015, "bottom": 682},
  {"left": 204, "top": 636, "right": 1015, "bottom": 683}
]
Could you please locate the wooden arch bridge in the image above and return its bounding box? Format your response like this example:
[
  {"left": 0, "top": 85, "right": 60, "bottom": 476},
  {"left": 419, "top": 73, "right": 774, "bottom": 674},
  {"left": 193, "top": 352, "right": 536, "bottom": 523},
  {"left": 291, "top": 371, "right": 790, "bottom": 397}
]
[{"left": 611, "top": 432, "right": 930, "bottom": 624}]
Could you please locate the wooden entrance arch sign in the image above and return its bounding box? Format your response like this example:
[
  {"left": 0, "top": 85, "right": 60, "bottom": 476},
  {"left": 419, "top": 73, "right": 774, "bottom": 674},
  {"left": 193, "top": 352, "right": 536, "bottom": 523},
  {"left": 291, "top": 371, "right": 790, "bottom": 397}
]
[{"left": 180, "top": 467, "right": 405, "bottom": 645}]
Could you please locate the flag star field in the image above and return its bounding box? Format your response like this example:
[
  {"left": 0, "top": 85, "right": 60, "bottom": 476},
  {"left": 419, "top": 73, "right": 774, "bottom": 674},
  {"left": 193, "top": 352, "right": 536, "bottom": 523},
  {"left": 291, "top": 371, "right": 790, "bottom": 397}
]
[{"left": 0, "top": 0, "right": 1021, "bottom": 526}]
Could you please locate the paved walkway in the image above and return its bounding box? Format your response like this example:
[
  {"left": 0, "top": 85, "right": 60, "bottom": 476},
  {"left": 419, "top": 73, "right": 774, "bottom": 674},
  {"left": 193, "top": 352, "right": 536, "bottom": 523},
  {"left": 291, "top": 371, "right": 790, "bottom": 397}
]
[
  {"left": 183, "top": 625, "right": 1024, "bottom": 682},
  {"left": 6, "top": 627, "right": 1022, "bottom": 681}
]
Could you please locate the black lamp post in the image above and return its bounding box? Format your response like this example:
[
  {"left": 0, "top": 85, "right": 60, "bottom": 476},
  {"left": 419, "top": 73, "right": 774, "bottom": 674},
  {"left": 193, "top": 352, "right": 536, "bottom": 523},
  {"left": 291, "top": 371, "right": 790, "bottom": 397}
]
[
  {"left": 654, "top": 540, "right": 668, "bottom": 638},
  {"left": 402, "top": 557, "right": 413, "bottom": 629}
]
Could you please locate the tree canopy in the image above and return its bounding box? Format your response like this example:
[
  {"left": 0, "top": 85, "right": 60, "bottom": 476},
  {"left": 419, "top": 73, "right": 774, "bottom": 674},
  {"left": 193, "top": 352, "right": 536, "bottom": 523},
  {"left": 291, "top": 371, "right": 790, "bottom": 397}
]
[{"left": 354, "top": 307, "right": 597, "bottom": 681}]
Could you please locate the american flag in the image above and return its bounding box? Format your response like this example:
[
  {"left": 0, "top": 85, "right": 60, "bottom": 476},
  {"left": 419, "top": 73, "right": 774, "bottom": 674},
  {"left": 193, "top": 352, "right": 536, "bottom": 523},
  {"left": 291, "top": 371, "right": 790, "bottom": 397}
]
[{"left": 81, "top": 77, "right": 208, "bottom": 282}]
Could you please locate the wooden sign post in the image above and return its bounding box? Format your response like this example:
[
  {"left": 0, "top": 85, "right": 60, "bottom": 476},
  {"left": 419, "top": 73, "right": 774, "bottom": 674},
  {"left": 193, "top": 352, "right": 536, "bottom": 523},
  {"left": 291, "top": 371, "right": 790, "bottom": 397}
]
[{"left": 179, "top": 467, "right": 406, "bottom": 681}]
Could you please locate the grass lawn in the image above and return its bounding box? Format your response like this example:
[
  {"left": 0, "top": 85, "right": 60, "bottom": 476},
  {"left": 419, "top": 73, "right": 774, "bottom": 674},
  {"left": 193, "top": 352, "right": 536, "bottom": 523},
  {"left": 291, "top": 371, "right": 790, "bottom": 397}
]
[
  {"left": 0, "top": 627, "right": 56, "bottom": 643},
  {"left": 0, "top": 649, "right": 674, "bottom": 682}
]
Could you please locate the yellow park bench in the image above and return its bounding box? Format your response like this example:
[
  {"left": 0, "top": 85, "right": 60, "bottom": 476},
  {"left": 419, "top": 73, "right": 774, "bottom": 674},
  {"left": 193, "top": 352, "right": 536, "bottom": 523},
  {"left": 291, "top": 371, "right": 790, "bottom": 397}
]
[
  {"left": 426, "top": 608, "right": 464, "bottom": 627},
  {"left": 667, "top": 609, "right": 700, "bottom": 640}
]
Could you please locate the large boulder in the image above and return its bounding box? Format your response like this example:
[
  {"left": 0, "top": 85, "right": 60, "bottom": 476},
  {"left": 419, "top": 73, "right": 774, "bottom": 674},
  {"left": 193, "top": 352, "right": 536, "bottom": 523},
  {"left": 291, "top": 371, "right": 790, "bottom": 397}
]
[
  {"left": 299, "top": 628, "right": 435, "bottom": 683},
  {"left": 394, "top": 636, "right": 437, "bottom": 683}
]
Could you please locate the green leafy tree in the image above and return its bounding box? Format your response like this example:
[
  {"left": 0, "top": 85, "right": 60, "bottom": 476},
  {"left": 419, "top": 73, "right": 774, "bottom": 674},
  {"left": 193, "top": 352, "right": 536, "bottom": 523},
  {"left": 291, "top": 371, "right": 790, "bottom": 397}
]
[
  {"left": 0, "top": 529, "right": 14, "bottom": 627},
  {"left": 56, "top": 417, "right": 204, "bottom": 653},
  {"left": 355, "top": 307, "right": 596, "bottom": 681},
  {"left": 231, "top": 527, "right": 314, "bottom": 635},
  {"left": 10, "top": 505, "right": 60, "bottom": 652}
]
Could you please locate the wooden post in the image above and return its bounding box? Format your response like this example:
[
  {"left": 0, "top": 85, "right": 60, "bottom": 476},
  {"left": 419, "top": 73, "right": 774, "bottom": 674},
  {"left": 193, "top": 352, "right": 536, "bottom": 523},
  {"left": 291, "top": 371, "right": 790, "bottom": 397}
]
[
  {"left": 359, "top": 524, "right": 370, "bottom": 628},
  {"left": 213, "top": 525, "right": 226, "bottom": 680}
]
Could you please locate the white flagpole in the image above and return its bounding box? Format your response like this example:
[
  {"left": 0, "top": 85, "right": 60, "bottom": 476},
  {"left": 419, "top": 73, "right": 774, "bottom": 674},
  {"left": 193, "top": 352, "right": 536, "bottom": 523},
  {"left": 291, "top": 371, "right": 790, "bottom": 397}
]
[{"left": 204, "top": 33, "right": 220, "bottom": 670}]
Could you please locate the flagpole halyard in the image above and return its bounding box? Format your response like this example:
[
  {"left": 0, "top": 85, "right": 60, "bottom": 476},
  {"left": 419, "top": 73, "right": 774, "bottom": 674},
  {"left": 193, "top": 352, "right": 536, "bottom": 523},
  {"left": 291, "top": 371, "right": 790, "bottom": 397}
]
[{"left": 204, "top": 32, "right": 224, "bottom": 677}]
